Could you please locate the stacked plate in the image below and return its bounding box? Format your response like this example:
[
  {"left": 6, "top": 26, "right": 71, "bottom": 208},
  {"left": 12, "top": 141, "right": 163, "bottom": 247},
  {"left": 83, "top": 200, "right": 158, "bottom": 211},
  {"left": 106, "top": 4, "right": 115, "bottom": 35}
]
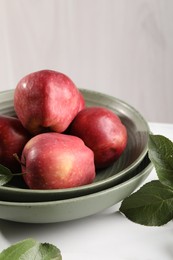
[{"left": 0, "top": 89, "right": 153, "bottom": 223}]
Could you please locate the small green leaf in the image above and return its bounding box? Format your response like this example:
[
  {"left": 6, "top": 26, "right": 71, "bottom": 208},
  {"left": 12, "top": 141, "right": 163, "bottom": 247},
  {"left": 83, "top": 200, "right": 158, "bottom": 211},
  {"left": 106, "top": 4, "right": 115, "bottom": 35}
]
[
  {"left": 120, "top": 180, "right": 173, "bottom": 226},
  {"left": 0, "top": 238, "right": 62, "bottom": 260},
  {"left": 148, "top": 134, "right": 173, "bottom": 188},
  {"left": 0, "top": 164, "right": 13, "bottom": 185},
  {"left": 39, "top": 243, "right": 62, "bottom": 260}
]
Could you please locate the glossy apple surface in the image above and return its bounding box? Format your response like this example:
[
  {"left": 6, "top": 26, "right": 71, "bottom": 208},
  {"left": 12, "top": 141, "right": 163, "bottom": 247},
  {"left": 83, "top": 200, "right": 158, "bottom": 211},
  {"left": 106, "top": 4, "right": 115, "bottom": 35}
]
[
  {"left": 0, "top": 115, "right": 31, "bottom": 172},
  {"left": 14, "top": 70, "right": 85, "bottom": 135},
  {"left": 21, "top": 133, "right": 95, "bottom": 189},
  {"left": 69, "top": 106, "right": 127, "bottom": 169}
]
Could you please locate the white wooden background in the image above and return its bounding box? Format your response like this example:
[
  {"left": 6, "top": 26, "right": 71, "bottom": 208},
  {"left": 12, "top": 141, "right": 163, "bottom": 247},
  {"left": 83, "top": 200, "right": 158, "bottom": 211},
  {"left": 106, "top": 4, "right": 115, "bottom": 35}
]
[{"left": 0, "top": 0, "right": 172, "bottom": 123}]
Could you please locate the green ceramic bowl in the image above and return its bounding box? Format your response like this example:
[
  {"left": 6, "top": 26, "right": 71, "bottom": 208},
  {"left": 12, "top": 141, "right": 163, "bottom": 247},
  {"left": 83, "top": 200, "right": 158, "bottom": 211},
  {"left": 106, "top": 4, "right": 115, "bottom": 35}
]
[
  {"left": 0, "top": 155, "right": 153, "bottom": 223},
  {"left": 0, "top": 89, "right": 150, "bottom": 202}
]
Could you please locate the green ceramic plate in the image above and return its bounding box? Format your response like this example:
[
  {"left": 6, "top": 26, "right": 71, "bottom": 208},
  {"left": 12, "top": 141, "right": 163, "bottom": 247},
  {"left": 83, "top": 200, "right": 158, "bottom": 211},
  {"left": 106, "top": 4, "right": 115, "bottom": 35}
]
[
  {"left": 0, "top": 89, "right": 150, "bottom": 201},
  {"left": 0, "top": 155, "right": 153, "bottom": 223}
]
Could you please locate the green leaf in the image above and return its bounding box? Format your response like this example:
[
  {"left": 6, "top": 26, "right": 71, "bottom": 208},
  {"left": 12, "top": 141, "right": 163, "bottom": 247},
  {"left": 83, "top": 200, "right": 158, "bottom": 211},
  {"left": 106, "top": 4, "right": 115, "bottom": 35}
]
[
  {"left": 0, "top": 238, "right": 62, "bottom": 260},
  {"left": 38, "top": 243, "right": 62, "bottom": 260},
  {"left": 0, "top": 164, "right": 13, "bottom": 186},
  {"left": 148, "top": 134, "right": 173, "bottom": 188},
  {"left": 120, "top": 180, "right": 173, "bottom": 226}
]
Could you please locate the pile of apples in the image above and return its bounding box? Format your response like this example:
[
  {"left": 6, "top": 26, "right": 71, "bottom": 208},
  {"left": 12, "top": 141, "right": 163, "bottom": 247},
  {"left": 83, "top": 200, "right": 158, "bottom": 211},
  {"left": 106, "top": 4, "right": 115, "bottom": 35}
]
[{"left": 0, "top": 70, "right": 127, "bottom": 190}]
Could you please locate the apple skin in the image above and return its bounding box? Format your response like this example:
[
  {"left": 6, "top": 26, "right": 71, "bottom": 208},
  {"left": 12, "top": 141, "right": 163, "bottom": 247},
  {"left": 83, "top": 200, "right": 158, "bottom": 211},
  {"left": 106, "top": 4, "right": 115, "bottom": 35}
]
[
  {"left": 14, "top": 70, "right": 85, "bottom": 135},
  {"left": 69, "top": 106, "right": 127, "bottom": 169},
  {"left": 21, "top": 132, "right": 96, "bottom": 189},
  {"left": 0, "top": 115, "right": 31, "bottom": 172}
]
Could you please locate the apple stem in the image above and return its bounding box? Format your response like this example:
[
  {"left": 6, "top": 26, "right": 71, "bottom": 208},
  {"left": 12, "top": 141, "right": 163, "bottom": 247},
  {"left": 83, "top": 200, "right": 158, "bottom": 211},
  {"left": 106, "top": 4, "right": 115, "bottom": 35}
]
[{"left": 13, "top": 153, "right": 25, "bottom": 167}]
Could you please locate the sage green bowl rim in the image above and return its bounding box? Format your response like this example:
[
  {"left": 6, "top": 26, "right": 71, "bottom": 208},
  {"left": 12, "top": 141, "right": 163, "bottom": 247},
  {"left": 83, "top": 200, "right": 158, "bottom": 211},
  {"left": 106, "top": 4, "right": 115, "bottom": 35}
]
[
  {"left": 0, "top": 89, "right": 150, "bottom": 195},
  {"left": 0, "top": 157, "right": 153, "bottom": 223},
  {"left": 0, "top": 158, "right": 153, "bottom": 206}
]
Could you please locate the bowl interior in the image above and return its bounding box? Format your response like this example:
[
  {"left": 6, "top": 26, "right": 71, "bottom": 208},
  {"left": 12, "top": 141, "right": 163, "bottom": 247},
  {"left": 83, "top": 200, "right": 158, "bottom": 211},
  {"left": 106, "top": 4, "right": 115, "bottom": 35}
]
[{"left": 0, "top": 89, "right": 150, "bottom": 199}]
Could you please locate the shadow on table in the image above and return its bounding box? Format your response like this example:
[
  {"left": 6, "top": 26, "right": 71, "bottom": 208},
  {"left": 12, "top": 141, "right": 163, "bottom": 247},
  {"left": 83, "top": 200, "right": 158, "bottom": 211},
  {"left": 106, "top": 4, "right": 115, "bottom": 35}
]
[{"left": 0, "top": 206, "right": 121, "bottom": 244}]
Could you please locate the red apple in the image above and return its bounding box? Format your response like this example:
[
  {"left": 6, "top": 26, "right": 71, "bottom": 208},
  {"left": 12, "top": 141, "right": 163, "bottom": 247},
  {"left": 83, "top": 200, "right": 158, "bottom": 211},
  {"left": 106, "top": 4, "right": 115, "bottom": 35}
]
[
  {"left": 21, "top": 132, "right": 95, "bottom": 189},
  {"left": 0, "top": 115, "right": 31, "bottom": 172},
  {"left": 78, "top": 90, "right": 85, "bottom": 112},
  {"left": 69, "top": 106, "right": 127, "bottom": 169},
  {"left": 14, "top": 70, "right": 85, "bottom": 135}
]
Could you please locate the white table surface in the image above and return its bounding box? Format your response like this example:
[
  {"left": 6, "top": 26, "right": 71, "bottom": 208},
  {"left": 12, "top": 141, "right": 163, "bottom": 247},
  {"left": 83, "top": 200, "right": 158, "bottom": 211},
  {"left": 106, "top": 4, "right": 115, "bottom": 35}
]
[{"left": 0, "top": 122, "right": 173, "bottom": 260}]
